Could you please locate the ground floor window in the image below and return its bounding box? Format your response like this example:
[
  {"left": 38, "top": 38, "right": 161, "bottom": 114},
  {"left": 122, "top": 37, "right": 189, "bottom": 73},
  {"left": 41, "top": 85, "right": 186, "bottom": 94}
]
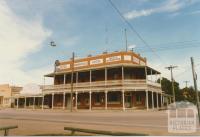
[
  {"left": 77, "top": 95, "right": 81, "bottom": 105},
  {"left": 94, "top": 94, "right": 101, "bottom": 104},
  {"left": 3, "top": 98, "right": 10, "bottom": 104},
  {"left": 136, "top": 94, "right": 142, "bottom": 104},
  {"left": 94, "top": 93, "right": 104, "bottom": 105},
  {"left": 108, "top": 92, "right": 121, "bottom": 104}
]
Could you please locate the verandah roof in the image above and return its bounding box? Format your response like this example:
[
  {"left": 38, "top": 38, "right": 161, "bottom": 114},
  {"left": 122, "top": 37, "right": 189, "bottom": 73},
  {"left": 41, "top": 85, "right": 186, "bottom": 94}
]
[{"left": 44, "top": 65, "right": 161, "bottom": 78}]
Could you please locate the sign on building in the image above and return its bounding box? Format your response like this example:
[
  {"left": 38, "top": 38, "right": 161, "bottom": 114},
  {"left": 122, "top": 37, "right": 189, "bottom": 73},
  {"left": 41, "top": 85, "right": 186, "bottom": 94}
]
[
  {"left": 74, "top": 61, "right": 88, "bottom": 67},
  {"left": 56, "top": 64, "right": 70, "bottom": 70},
  {"left": 124, "top": 55, "right": 132, "bottom": 61},
  {"left": 133, "top": 56, "right": 139, "bottom": 64},
  {"left": 140, "top": 60, "right": 146, "bottom": 66},
  {"left": 90, "top": 59, "right": 103, "bottom": 65},
  {"left": 106, "top": 56, "right": 121, "bottom": 63}
]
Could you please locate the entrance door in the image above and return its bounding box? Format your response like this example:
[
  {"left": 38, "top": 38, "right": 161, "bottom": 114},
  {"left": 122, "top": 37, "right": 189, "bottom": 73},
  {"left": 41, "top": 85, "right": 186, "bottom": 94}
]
[
  {"left": 125, "top": 93, "right": 132, "bottom": 108},
  {"left": 66, "top": 96, "right": 71, "bottom": 109}
]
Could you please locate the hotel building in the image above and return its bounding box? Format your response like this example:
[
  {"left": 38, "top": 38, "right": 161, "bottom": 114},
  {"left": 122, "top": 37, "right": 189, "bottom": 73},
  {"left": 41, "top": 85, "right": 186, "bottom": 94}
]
[{"left": 14, "top": 51, "right": 172, "bottom": 110}]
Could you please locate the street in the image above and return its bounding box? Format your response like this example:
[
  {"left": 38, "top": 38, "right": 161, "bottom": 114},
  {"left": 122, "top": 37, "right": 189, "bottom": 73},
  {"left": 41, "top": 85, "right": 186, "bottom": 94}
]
[{"left": 0, "top": 109, "right": 199, "bottom": 136}]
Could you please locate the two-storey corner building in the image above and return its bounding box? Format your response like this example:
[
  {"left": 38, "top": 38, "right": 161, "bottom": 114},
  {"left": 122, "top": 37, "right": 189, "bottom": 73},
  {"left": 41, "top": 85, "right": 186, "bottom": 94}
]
[{"left": 41, "top": 51, "right": 172, "bottom": 110}]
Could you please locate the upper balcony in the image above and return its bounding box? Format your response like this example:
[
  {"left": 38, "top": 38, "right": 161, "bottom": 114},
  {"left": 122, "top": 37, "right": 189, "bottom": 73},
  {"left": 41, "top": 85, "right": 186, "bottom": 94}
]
[
  {"left": 42, "top": 79, "right": 161, "bottom": 94},
  {"left": 42, "top": 66, "right": 162, "bottom": 94}
]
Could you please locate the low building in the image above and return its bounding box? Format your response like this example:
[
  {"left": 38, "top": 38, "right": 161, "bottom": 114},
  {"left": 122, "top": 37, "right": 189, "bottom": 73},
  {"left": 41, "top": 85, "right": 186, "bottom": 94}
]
[
  {"left": 14, "top": 51, "right": 173, "bottom": 110},
  {"left": 0, "top": 84, "right": 22, "bottom": 108}
]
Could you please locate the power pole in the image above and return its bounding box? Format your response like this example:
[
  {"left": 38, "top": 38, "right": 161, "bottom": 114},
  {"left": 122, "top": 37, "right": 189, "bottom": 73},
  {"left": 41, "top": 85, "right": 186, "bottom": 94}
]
[
  {"left": 165, "top": 65, "right": 178, "bottom": 103},
  {"left": 191, "top": 57, "right": 200, "bottom": 124},
  {"left": 125, "top": 29, "right": 128, "bottom": 52},
  {"left": 70, "top": 52, "right": 75, "bottom": 112},
  {"left": 183, "top": 80, "right": 189, "bottom": 88}
]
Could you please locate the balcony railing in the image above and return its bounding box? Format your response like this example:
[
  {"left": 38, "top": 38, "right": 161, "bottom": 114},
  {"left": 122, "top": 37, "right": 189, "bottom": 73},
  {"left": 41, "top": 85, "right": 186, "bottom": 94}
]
[{"left": 42, "top": 79, "right": 161, "bottom": 93}]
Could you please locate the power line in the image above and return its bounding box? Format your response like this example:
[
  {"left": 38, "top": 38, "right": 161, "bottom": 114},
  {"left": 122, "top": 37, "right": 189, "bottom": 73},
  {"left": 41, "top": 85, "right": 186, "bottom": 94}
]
[
  {"left": 135, "top": 42, "right": 200, "bottom": 52},
  {"left": 175, "top": 66, "right": 191, "bottom": 78},
  {"left": 107, "top": 0, "right": 167, "bottom": 65},
  {"left": 175, "top": 63, "right": 200, "bottom": 78},
  {"left": 137, "top": 39, "right": 200, "bottom": 48}
]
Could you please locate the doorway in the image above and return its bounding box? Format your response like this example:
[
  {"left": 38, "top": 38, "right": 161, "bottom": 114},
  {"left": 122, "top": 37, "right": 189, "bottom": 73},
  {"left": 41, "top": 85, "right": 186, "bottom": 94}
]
[
  {"left": 125, "top": 92, "right": 132, "bottom": 108},
  {"left": 0, "top": 96, "right": 3, "bottom": 106}
]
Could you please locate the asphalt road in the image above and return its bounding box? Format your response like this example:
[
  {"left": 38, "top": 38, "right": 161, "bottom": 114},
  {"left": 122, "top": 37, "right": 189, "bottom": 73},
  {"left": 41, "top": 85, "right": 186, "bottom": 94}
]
[{"left": 0, "top": 108, "right": 199, "bottom": 136}]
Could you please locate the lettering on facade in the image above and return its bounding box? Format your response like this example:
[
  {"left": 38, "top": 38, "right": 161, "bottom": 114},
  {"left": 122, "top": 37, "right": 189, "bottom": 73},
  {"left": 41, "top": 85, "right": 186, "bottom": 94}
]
[
  {"left": 124, "top": 55, "right": 132, "bottom": 61},
  {"left": 74, "top": 61, "right": 88, "bottom": 67},
  {"left": 106, "top": 56, "right": 121, "bottom": 63},
  {"left": 90, "top": 59, "right": 103, "bottom": 65},
  {"left": 140, "top": 60, "right": 146, "bottom": 66},
  {"left": 56, "top": 64, "right": 70, "bottom": 70},
  {"left": 133, "top": 56, "right": 139, "bottom": 64}
]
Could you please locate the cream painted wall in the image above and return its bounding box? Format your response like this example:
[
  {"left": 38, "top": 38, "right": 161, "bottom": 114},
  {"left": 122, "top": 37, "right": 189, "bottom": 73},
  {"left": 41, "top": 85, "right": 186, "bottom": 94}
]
[{"left": 0, "top": 84, "right": 12, "bottom": 108}]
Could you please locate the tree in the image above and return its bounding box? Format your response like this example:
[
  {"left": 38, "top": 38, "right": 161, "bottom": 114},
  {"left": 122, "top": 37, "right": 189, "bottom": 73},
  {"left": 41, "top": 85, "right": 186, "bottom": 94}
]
[
  {"left": 158, "top": 77, "right": 182, "bottom": 101},
  {"left": 180, "top": 87, "right": 197, "bottom": 104},
  {"left": 158, "top": 77, "right": 200, "bottom": 103}
]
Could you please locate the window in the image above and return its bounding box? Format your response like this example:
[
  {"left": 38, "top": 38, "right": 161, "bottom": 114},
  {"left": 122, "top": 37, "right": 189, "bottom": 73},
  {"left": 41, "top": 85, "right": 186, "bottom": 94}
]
[
  {"left": 85, "top": 98, "right": 89, "bottom": 105},
  {"left": 108, "top": 92, "right": 121, "bottom": 103},
  {"left": 3, "top": 98, "right": 10, "bottom": 104},
  {"left": 77, "top": 95, "right": 81, "bottom": 105},
  {"left": 95, "top": 94, "right": 101, "bottom": 103},
  {"left": 136, "top": 94, "right": 142, "bottom": 104}
]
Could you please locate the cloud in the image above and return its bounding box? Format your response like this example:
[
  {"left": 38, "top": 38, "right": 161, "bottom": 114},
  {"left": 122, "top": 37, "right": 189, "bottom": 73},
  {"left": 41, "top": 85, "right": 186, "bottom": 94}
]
[
  {"left": 0, "top": 1, "right": 52, "bottom": 87},
  {"left": 124, "top": 0, "right": 195, "bottom": 20}
]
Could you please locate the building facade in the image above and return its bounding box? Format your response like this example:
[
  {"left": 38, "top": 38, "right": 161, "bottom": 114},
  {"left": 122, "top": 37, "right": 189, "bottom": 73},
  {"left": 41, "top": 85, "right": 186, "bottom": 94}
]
[
  {"left": 0, "top": 84, "right": 22, "bottom": 108},
  {"left": 14, "top": 51, "right": 173, "bottom": 110}
]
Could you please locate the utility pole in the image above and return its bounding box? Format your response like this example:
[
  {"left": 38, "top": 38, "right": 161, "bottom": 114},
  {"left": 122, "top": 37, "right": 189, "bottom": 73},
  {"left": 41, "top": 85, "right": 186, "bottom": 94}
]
[
  {"left": 49, "top": 41, "right": 75, "bottom": 112},
  {"left": 191, "top": 57, "right": 200, "bottom": 124},
  {"left": 70, "top": 52, "right": 75, "bottom": 112},
  {"left": 165, "top": 65, "right": 178, "bottom": 103},
  {"left": 125, "top": 29, "right": 128, "bottom": 52},
  {"left": 183, "top": 80, "right": 189, "bottom": 88}
]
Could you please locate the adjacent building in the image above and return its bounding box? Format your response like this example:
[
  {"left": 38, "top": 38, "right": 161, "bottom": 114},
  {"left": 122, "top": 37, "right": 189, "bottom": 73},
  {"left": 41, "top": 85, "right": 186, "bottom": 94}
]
[{"left": 0, "top": 84, "right": 22, "bottom": 108}]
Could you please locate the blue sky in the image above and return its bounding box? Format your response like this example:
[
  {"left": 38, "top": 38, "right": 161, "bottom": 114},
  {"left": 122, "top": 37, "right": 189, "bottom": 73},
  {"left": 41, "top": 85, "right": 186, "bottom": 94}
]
[{"left": 0, "top": 0, "right": 200, "bottom": 88}]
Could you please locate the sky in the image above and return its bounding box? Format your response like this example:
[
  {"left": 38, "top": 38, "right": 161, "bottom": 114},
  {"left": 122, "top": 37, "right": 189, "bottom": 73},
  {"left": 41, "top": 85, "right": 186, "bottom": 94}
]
[{"left": 0, "top": 0, "right": 200, "bottom": 90}]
